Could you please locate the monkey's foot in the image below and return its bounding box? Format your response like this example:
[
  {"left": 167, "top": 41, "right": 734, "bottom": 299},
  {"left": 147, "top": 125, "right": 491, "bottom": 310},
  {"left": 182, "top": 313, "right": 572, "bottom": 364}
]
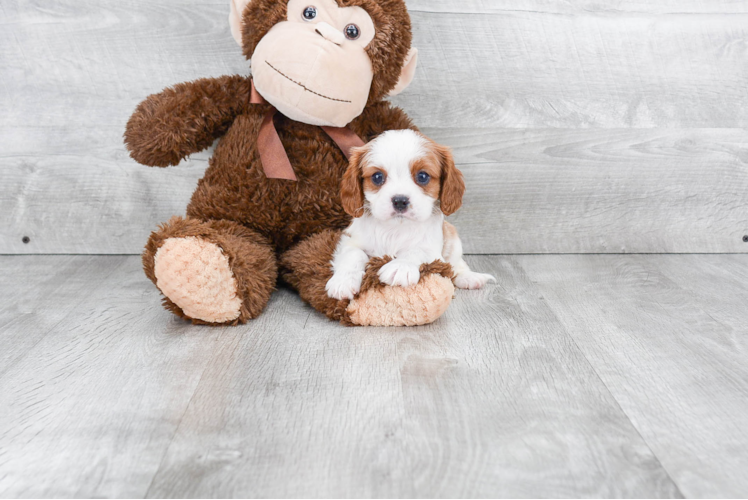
[
  {"left": 346, "top": 258, "right": 455, "bottom": 327},
  {"left": 154, "top": 237, "right": 243, "bottom": 323},
  {"left": 143, "top": 217, "right": 278, "bottom": 325},
  {"left": 281, "top": 231, "right": 455, "bottom": 327}
]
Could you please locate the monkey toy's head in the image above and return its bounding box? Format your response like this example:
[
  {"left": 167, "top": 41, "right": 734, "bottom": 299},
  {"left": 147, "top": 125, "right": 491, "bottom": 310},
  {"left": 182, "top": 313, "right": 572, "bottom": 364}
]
[{"left": 230, "top": 0, "right": 418, "bottom": 128}]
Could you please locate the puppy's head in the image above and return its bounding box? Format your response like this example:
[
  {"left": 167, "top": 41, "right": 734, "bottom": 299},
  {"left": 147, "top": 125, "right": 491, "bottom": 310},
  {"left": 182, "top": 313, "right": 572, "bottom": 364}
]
[{"left": 341, "top": 130, "right": 465, "bottom": 222}]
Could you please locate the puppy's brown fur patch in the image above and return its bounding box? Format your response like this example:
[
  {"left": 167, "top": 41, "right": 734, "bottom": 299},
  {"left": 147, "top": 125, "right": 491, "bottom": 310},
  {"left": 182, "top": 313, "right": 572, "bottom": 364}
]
[
  {"left": 362, "top": 165, "right": 386, "bottom": 194},
  {"left": 410, "top": 154, "right": 442, "bottom": 199},
  {"left": 434, "top": 143, "right": 464, "bottom": 216},
  {"left": 341, "top": 147, "right": 366, "bottom": 217},
  {"left": 441, "top": 220, "right": 459, "bottom": 262}
]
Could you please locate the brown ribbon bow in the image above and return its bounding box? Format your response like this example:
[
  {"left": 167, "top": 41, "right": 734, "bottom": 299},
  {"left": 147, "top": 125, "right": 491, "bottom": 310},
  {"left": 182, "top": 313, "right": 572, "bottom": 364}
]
[{"left": 250, "top": 80, "right": 365, "bottom": 181}]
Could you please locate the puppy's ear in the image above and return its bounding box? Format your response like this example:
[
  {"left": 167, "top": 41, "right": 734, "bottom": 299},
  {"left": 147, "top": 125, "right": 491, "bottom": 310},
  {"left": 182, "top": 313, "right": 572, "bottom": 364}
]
[
  {"left": 341, "top": 146, "right": 367, "bottom": 218},
  {"left": 436, "top": 144, "right": 465, "bottom": 216}
]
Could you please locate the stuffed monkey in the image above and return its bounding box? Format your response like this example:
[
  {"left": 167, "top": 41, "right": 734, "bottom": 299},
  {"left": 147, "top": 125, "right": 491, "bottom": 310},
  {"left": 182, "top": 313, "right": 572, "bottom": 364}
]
[{"left": 125, "top": 0, "right": 456, "bottom": 326}]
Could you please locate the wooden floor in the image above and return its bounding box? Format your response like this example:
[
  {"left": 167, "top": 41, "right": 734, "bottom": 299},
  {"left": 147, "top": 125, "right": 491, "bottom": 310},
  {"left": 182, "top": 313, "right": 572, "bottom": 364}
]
[{"left": 1, "top": 254, "right": 747, "bottom": 498}]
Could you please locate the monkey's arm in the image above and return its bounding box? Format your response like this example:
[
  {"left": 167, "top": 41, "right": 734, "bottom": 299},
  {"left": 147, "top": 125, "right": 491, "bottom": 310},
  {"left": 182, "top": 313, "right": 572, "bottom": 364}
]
[{"left": 125, "top": 75, "right": 252, "bottom": 167}]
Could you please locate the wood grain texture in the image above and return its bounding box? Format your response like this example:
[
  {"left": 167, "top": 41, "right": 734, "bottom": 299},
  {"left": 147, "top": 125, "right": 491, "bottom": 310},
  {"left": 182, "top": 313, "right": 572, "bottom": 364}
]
[
  {"left": 3, "top": 254, "right": 748, "bottom": 496},
  {"left": 0, "top": 256, "right": 234, "bottom": 498},
  {"left": 653, "top": 254, "right": 748, "bottom": 331},
  {"left": 407, "top": 1, "right": 748, "bottom": 15},
  {"left": 2, "top": 1, "right": 748, "bottom": 254},
  {"left": 3, "top": 0, "right": 746, "bottom": 130},
  {"left": 145, "top": 256, "right": 678, "bottom": 498},
  {"left": 3, "top": 127, "right": 745, "bottom": 254},
  {"left": 435, "top": 128, "right": 748, "bottom": 254},
  {"left": 519, "top": 254, "right": 748, "bottom": 498},
  {"left": 397, "top": 5, "right": 748, "bottom": 128},
  {"left": 0, "top": 255, "right": 128, "bottom": 377}
]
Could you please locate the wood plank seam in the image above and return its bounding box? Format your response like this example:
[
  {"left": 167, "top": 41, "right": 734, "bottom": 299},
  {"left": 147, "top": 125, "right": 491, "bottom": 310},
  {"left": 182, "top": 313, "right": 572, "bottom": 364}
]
[
  {"left": 142, "top": 344, "right": 222, "bottom": 499},
  {"left": 545, "top": 300, "right": 687, "bottom": 498}
]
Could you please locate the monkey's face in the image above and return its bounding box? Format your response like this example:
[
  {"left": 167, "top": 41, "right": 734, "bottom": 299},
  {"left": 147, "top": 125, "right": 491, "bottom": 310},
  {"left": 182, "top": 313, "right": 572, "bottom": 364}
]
[{"left": 251, "top": 0, "right": 376, "bottom": 127}]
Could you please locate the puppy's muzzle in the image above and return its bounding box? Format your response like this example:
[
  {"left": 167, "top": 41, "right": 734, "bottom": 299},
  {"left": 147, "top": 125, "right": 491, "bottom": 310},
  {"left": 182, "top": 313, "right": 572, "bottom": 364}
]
[{"left": 392, "top": 195, "right": 410, "bottom": 213}]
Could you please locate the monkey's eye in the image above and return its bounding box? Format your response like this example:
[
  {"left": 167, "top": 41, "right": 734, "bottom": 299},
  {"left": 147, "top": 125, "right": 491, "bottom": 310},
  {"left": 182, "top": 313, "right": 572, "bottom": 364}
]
[
  {"left": 302, "top": 6, "right": 317, "bottom": 21},
  {"left": 371, "top": 172, "right": 385, "bottom": 186},
  {"left": 345, "top": 24, "right": 360, "bottom": 40},
  {"left": 416, "top": 171, "right": 431, "bottom": 186}
]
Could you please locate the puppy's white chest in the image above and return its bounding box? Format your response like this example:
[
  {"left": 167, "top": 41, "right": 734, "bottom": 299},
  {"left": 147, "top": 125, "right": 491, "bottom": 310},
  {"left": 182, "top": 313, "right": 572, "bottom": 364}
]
[{"left": 352, "top": 215, "right": 444, "bottom": 259}]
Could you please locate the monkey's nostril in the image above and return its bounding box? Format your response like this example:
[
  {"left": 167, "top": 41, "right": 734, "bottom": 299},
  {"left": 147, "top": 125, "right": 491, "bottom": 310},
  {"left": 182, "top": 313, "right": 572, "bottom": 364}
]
[
  {"left": 392, "top": 196, "right": 410, "bottom": 212},
  {"left": 314, "top": 22, "right": 344, "bottom": 45}
]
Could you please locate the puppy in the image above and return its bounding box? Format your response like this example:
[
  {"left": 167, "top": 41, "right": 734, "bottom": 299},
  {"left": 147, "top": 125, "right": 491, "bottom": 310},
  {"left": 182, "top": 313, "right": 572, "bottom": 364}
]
[{"left": 326, "top": 129, "right": 495, "bottom": 300}]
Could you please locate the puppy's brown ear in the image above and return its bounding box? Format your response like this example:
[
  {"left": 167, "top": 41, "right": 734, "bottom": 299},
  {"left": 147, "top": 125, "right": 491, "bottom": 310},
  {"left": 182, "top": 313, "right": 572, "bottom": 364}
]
[
  {"left": 437, "top": 144, "right": 465, "bottom": 216},
  {"left": 341, "top": 146, "right": 367, "bottom": 218}
]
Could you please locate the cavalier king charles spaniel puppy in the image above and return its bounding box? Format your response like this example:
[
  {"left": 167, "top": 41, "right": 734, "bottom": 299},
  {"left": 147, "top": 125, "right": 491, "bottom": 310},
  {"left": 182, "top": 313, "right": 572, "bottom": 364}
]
[{"left": 326, "top": 129, "right": 495, "bottom": 300}]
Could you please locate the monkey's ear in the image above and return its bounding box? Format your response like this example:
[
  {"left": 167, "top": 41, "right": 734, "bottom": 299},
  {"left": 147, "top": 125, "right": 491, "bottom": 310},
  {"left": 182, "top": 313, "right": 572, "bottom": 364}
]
[
  {"left": 230, "top": 0, "right": 252, "bottom": 46},
  {"left": 387, "top": 48, "right": 419, "bottom": 97},
  {"left": 341, "top": 147, "right": 367, "bottom": 218}
]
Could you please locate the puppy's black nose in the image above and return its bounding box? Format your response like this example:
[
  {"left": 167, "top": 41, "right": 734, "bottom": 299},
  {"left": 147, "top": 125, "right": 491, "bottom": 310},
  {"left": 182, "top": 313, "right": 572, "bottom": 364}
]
[{"left": 392, "top": 195, "right": 410, "bottom": 212}]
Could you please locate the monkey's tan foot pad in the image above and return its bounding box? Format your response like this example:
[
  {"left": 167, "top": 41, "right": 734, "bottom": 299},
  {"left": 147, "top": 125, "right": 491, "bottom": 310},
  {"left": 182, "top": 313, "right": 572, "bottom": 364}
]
[
  {"left": 154, "top": 236, "right": 242, "bottom": 323},
  {"left": 280, "top": 231, "right": 455, "bottom": 327},
  {"left": 344, "top": 258, "right": 455, "bottom": 327}
]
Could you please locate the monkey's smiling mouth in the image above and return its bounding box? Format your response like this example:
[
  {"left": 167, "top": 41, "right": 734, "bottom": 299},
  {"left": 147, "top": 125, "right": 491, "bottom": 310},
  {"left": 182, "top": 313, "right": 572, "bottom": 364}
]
[{"left": 265, "top": 61, "right": 352, "bottom": 104}]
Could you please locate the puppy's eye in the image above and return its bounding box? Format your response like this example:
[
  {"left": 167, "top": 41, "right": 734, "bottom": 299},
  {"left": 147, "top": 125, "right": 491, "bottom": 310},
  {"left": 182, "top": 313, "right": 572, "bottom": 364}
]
[
  {"left": 344, "top": 24, "right": 360, "bottom": 40},
  {"left": 302, "top": 6, "right": 317, "bottom": 21},
  {"left": 371, "top": 172, "right": 385, "bottom": 186},
  {"left": 416, "top": 171, "right": 431, "bottom": 185}
]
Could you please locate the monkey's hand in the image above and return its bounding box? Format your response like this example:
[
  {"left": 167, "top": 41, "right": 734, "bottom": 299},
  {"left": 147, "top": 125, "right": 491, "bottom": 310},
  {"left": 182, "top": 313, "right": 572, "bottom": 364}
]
[{"left": 124, "top": 75, "right": 252, "bottom": 167}]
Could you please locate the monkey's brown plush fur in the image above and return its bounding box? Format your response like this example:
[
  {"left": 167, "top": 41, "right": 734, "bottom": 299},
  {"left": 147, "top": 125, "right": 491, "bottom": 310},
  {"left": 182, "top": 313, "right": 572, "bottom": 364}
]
[
  {"left": 126, "top": 0, "right": 454, "bottom": 325},
  {"left": 281, "top": 230, "right": 455, "bottom": 326},
  {"left": 142, "top": 216, "right": 277, "bottom": 325}
]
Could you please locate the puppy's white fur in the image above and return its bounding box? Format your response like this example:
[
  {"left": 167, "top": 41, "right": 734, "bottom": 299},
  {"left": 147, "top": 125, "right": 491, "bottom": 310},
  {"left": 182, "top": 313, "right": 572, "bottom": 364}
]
[{"left": 326, "top": 130, "right": 495, "bottom": 301}]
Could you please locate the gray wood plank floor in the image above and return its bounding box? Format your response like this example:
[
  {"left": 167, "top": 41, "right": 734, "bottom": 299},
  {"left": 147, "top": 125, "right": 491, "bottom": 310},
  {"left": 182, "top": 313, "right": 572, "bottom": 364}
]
[{"left": 1, "top": 255, "right": 746, "bottom": 497}]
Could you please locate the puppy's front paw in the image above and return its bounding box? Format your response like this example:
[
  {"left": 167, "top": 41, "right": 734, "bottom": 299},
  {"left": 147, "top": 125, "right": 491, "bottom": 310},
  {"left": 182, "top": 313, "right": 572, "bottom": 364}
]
[
  {"left": 326, "top": 271, "right": 364, "bottom": 300},
  {"left": 378, "top": 261, "right": 421, "bottom": 287},
  {"left": 454, "top": 271, "right": 496, "bottom": 290}
]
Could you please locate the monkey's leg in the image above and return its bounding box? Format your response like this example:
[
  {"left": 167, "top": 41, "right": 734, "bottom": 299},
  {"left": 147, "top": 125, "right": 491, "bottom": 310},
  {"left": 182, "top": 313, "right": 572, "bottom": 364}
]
[
  {"left": 143, "top": 217, "right": 277, "bottom": 325},
  {"left": 281, "top": 230, "right": 455, "bottom": 327}
]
